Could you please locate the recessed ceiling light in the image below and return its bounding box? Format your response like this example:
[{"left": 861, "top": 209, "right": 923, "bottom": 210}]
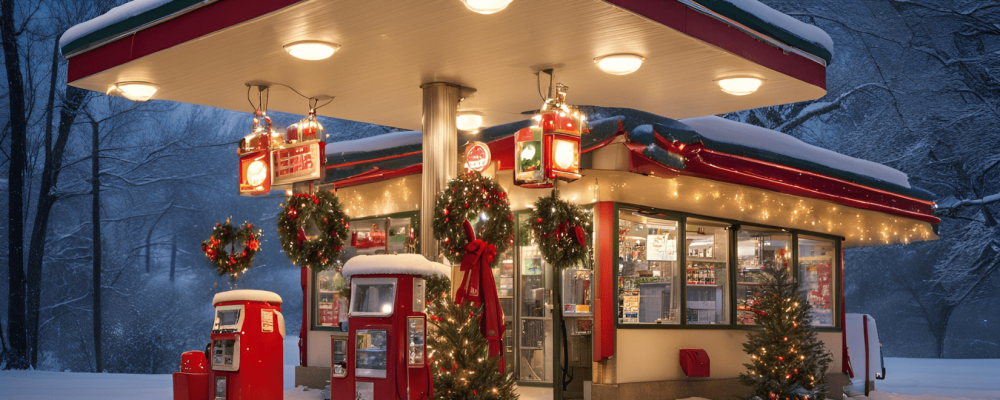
[
  {"left": 106, "top": 81, "right": 159, "bottom": 102},
  {"left": 461, "top": 0, "right": 513, "bottom": 14},
  {"left": 594, "top": 54, "right": 644, "bottom": 75},
  {"left": 456, "top": 111, "right": 485, "bottom": 131},
  {"left": 283, "top": 40, "right": 340, "bottom": 61},
  {"left": 717, "top": 77, "right": 764, "bottom": 96}
]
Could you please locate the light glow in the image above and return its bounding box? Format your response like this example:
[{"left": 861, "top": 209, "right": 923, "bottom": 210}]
[
  {"left": 107, "top": 81, "right": 159, "bottom": 102},
  {"left": 717, "top": 77, "right": 764, "bottom": 96},
  {"left": 594, "top": 54, "right": 644, "bottom": 75},
  {"left": 461, "top": 0, "right": 513, "bottom": 14},
  {"left": 283, "top": 40, "right": 340, "bottom": 60},
  {"left": 553, "top": 139, "right": 578, "bottom": 170},
  {"left": 456, "top": 112, "right": 484, "bottom": 131}
]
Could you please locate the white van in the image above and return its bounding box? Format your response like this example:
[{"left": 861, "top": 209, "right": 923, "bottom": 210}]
[{"left": 844, "top": 313, "right": 886, "bottom": 397}]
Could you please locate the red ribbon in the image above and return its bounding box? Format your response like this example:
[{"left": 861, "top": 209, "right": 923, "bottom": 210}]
[{"left": 454, "top": 220, "right": 506, "bottom": 374}]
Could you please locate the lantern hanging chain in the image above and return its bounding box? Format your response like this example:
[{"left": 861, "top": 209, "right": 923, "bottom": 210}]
[{"left": 245, "top": 82, "right": 334, "bottom": 111}]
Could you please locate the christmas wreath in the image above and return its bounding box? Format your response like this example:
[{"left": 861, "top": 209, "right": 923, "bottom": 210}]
[
  {"left": 276, "top": 191, "right": 350, "bottom": 271},
  {"left": 528, "top": 191, "right": 592, "bottom": 269},
  {"left": 433, "top": 172, "right": 514, "bottom": 263},
  {"left": 201, "top": 219, "right": 262, "bottom": 278}
]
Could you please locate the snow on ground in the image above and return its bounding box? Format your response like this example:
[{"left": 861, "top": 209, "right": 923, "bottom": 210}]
[{"left": 0, "top": 352, "right": 996, "bottom": 400}]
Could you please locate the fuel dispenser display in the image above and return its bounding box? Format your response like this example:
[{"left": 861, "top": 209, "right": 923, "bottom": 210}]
[
  {"left": 332, "top": 254, "right": 448, "bottom": 400},
  {"left": 209, "top": 290, "right": 285, "bottom": 400}
]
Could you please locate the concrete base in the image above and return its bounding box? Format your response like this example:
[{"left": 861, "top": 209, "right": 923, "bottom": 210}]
[
  {"left": 294, "top": 366, "right": 331, "bottom": 389},
  {"left": 592, "top": 373, "right": 850, "bottom": 400}
]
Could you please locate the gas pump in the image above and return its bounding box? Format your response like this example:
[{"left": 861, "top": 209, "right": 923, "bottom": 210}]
[
  {"left": 331, "top": 254, "right": 446, "bottom": 400},
  {"left": 209, "top": 290, "right": 285, "bottom": 400}
]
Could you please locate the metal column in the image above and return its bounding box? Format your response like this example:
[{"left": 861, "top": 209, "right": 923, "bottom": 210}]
[{"left": 419, "top": 82, "right": 461, "bottom": 262}]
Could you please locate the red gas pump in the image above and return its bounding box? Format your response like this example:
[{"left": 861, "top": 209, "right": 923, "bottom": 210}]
[
  {"left": 331, "top": 254, "right": 448, "bottom": 400},
  {"left": 208, "top": 290, "right": 285, "bottom": 400}
]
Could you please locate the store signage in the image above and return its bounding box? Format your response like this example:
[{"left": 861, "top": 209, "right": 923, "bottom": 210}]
[
  {"left": 465, "top": 141, "right": 492, "bottom": 173},
  {"left": 646, "top": 227, "right": 676, "bottom": 261},
  {"left": 622, "top": 295, "right": 639, "bottom": 323},
  {"left": 272, "top": 141, "right": 325, "bottom": 186},
  {"left": 239, "top": 150, "right": 271, "bottom": 196}
]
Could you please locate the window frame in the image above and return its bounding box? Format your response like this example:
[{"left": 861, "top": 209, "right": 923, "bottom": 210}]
[{"left": 612, "top": 202, "right": 842, "bottom": 332}]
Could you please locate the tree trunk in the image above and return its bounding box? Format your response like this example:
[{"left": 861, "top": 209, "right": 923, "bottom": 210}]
[
  {"left": 25, "top": 43, "right": 88, "bottom": 369},
  {"left": 91, "top": 120, "right": 103, "bottom": 373},
  {"left": 2, "top": 0, "right": 29, "bottom": 370},
  {"left": 169, "top": 234, "right": 177, "bottom": 282},
  {"left": 145, "top": 233, "right": 152, "bottom": 273}
]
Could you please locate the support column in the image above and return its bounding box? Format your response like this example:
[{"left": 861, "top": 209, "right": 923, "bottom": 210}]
[{"left": 420, "top": 82, "right": 461, "bottom": 262}]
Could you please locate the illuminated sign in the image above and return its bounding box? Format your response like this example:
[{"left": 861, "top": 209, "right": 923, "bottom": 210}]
[
  {"left": 272, "top": 141, "right": 325, "bottom": 186},
  {"left": 464, "top": 141, "right": 492, "bottom": 173},
  {"left": 239, "top": 151, "right": 271, "bottom": 196}
]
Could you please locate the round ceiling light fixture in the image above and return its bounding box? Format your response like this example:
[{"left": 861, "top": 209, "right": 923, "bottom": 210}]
[
  {"left": 717, "top": 77, "right": 764, "bottom": 96},
  {"left": 594, "top": 54, "right": 644, "bottom": 75},
  {"left": 283, "top": 40, "right": 340, "bottom": 61},
  {"left": 456, "top": 111, "right": 485, "bottom": 131},
  {"left": 107, "top": 81, "right": 160, "bottom": 102},
  {"left": 461, "top": 0, "right": 513, "bottom": 14}
]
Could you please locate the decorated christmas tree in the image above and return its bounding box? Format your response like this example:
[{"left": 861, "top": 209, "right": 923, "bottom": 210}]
[
  {"left": 426, "top": 290, "right": 517, "bottom": 400},
  {"left": 740, "top": 266, "right": 833, "bottom": 400}
]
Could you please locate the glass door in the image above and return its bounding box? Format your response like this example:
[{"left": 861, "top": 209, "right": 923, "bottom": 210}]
[
  {"left": 517, "top": 213, "right": 553, "bottom": 383},
  {"left": 492, "top": 246, "right": 516, "bottom": 374}
]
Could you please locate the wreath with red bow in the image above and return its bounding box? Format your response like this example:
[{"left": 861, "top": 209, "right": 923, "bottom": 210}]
[
  {"left": 201, "top": 219, "right": 262, "bottom": 278},
  {"left": 433, "top": 172, "right": 514, "bottom": 264},
  {"left": 528, "top": 191, "right": 593, "bottom": 269},
  {"left": 276, "top": 190, "right": 350, "bottom": 271}
]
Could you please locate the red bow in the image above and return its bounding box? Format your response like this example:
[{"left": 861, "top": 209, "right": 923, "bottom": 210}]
[{"left": 454, "top": 220, "right": 506, "bottom": 374}]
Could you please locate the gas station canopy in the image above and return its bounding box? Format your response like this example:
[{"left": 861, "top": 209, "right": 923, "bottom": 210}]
[{"left": 62, "top": 0, "right": 833, "bottom": 130}]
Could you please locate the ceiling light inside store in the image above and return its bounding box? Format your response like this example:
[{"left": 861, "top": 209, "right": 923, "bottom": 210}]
[
  {"left": 717, "top": 77, "right": 764, "bottom": 96},
  {"left": 461, "top": 0, "right": 513, "bottom": 14},
  {"left": 107, "top": 81, "right": 159, "bottom": 102},
  {"left": 594, "top": 54, "right": 644, "bottom": 75},
  {"left": 456, "top": 111, "right": 484, "bottom": 131},
  {"left": 283, "top": 40, "right": 340, "bottom": 60}
]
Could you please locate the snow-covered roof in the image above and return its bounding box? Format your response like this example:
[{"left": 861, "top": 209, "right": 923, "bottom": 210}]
[
  {"left": 60, "top": 0, "right": 179, "bottom": 55},
  {"left": 213, "top": 289, "right": 283, "bottom": 305},
  {"left": 328, "top": 130, "right": 422, "bottom": 156},
  {"left": 685, "top": 0, "right": 834, "bottom": 64},
  {"left": 341, "top": 254, "right": 451, "bottom": 280},
  {"left": 680, "top": 116, "right": 910, "bottom": 188}
]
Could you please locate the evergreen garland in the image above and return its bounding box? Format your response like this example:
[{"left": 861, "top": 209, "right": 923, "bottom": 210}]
[
  {"left": 740, "top": 266, "right": 834, "bottom": 400},
  {"left": 433, "top": 172, "right": 514, "bottom": 264},
  {"left": 276, "top": 191, "right": 350, "bottom": 271},
  {"left": 201, "top": 219, "right": 262, "bottom": 278},
  {"left": 528, "top": 191, "right": 593, "bottom": 269},
  {"left": 427, "top": 291, "right": 518, "bottom": 400}
]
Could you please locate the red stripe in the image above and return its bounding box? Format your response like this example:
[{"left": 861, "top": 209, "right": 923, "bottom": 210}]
[
  {"left": 594, "top": 202, "right": 616, "bottom": 362},
  {"left": 627, "top": 146, "right": 939, "bottom": 224},
  {"left": 841, "top": 247, "right": 850, "bottom": 375},
  {"left": 333, "top": 164, "right": 422, "bottom": 188},
  {"left": 325, "top": 150, "right": 423, "bottom": 170},
  {"left": 603, "top": 0, "right": 826, "bottom": 90},
  {"left": 68, "top": 0, "right": 303, "bottom": 82},
  {"left": 863, "top": 314, "right": 871, "bottom": 394}
]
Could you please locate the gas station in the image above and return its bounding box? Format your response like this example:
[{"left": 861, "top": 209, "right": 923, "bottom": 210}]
[{"left": 61, "top": 1, "right": 939, "bottom": 399}]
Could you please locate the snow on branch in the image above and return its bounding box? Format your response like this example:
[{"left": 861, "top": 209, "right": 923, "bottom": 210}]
[
  {"left": 937, "top": 192, "right": 1000, "bottom": 210},
  {"left": 776, "top": 83, "right": 889, "bottom": 133}
]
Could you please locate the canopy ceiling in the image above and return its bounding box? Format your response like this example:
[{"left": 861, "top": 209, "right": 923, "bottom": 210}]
[{"left": 66, "top": 0, "right": 828, "bottom": 130}]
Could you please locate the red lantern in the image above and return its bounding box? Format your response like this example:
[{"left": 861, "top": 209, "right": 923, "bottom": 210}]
[
  {"left": 514, "top": 83, "right": 584, "bottom": 188},
  {"left": 238, "top": 108, "right": 273, "bottom": 196}
]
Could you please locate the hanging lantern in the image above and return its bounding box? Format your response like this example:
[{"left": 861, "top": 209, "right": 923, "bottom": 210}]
[
  {"left": 286, "top": 108, "right": 326, "bottom": 144},
  {"left": 514, "top": 83, "right": 585, "bottom": 188},
  {"left": 238, "top": 108, "right": 273, "bottom": 196}
]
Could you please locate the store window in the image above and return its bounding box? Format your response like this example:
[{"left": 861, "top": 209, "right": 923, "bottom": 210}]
[
  {"left": 517, "top": 213, "right": 553, "bottom": 382},
  {"left": 798, "top": 236, "right": 836, "bottom": 326},
  {"left": 315, "top": 214, "right": 417, "bottom": 330},
  {"left": 618, "top": 209, "right": 680, "bottom": 325},
  {"left": 735, "top": 227, "right": 791, "bottom": 325},
  {"left": 685, "top": 219, "right": 730, "bottom": 325}
]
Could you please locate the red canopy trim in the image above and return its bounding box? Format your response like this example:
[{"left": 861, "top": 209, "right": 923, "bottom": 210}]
[{"left": 332, "top": 164, "right": 422, "bottom": 188}]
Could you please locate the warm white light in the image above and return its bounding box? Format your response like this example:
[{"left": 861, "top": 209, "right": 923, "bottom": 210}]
[
  {"left": 283, "top": 40, "right": 340, "bottom": 60},
  {"left": 456, "top": 112, "right": 484, "bottom": 131},
  {"left": 381, "top": 304, "right": 393, "bottom": 314},
  {"left": 107, "top": 81, "right": 159, "bottom": 102},
  {"left": 717, "top": 77, "right": 763, "bottom": 96},
  {"left": 461, "top": 0, "right": 513, "bottom": 14},
  {"left": 553, "top": 139, "right": 577, "bottom": 170},
  {"left": 594, "top": 54, "right": 644, "bottom": 75}
]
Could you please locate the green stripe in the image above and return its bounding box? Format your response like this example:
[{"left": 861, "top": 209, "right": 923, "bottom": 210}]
[
  {"left": 694, "top": 0, "right": 833, "bottom": 64},
  {"left": 61, "top": 0, "right": 205, "bottom": 56}
]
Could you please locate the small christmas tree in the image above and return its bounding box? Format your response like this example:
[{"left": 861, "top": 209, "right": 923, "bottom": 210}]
[
  {"left": 426, "top": 285, "right": 517, "bottom": 400},
  {"left": 740, "top": 266, "right": 833, "bottom": 400}
]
